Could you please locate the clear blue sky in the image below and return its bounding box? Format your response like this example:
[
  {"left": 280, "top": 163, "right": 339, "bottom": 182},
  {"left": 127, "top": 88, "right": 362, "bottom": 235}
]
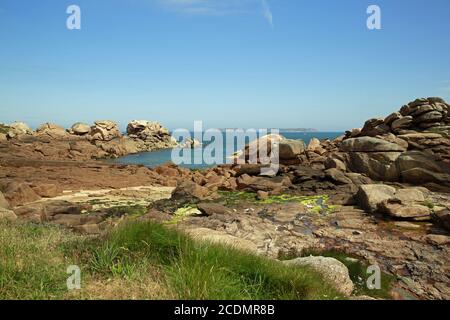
[{"left": 1, "top": 0, "right": 449, "bottom": 131}]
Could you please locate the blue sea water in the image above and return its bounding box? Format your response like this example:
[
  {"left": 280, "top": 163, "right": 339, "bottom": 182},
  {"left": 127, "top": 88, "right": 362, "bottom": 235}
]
[{"left": 112, "top": 131, "right": 343, "bottom": 169}]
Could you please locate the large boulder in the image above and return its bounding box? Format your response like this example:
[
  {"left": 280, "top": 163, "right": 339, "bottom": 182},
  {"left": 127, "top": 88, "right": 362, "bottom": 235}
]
[
  {"left": 172, "top": 181, "right": 218, "bottom": 201},
  {"left": 283, "top": 256, "right": 354, "bottom": 296},
  {"left": 356, "top": 184, "right": 432, "bottom": 220},
  {"left": 377, "top": 200, "right": 431, "bottom": 221},
  {"left": 340, "top": 137, "right": 406, "bottom": 153},
  {"left": 2, "top": 182, "right": 41, "bottom": 207},
  {"left": 278, "top": 139, "right": 306, "bottom": 160},
  {"left": 236, "top": 174, "right": 292, "bottom": 194},
  {"left": 7, "top": 122, "right": 33, "bottom": 138},
  {"left": 234, "top": 134, "right": 284, "bottom": 164},
  {"left": 356, "top": 184, "right": 396, "bottom": 212},
  {"left": 346, "top": 151, "right": 402, "bottom": 181},
  {"left": 70, "top": 122, "right": 91, "bottom": 135},
  {"left": 127, "top": 120, "right": 169, "bottom": 139},
  {"left": 0, "top": 208, "right": 17, "bottom": 221},
  {"left": 88, "top": 120, "right": 121, "bottom": 141},
  {"left": 35, "top": 123, "right": 70, "bottom": 139}
]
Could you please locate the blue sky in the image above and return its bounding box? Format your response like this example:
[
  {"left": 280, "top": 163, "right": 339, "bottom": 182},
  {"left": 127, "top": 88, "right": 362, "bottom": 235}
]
[{"left": 0, "top": 0, "right": 449, "bottom": 131}]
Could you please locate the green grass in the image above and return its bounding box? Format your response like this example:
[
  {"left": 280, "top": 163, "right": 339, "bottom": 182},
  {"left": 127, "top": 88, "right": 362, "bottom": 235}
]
[
  {"left": 0, "top": 221, "right": 79, "bottom": 299},
  {"left": 1, "top": 219, "right": 344, "bottom": 300},
  {"left": 80, "top": 221, "right": 343, "bottom": 300}
]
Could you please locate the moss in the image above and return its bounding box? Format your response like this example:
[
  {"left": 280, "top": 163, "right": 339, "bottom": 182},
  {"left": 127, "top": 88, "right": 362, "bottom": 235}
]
[
  {"left": 422, "top": 201, "right": 435, "bottom": 209},
  {"left": 165, "top": 205, "right": 202, "bottom": 225},
  {"left": 218, "top": 191, "right": 338, "bottom": 214}
]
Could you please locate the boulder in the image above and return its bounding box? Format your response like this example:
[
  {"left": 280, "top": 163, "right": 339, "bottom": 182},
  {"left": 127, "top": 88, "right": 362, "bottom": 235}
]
[
  {"left": 0, "top": 191, "right": 10, "bottom": 209},
  {"left": 0, "top": 208, "right": 17, "bottom": 221},
  {"left": 346, "top": 151, "right": 401, "bottom": 181},
  {"left": 355, "top": 184, "right": 396, "bottom": 212},
  {"left": 235, "top": 134, "right": 284, "bottom": 164},
  {"left": 70, "top": 122, "right": 91, "bottom": 135},
  {"left": 35, "top": 123, "right": 68, "bottom": 138},
  {"left": 340, "top": 137, "right": 406, "bottom": 153},
  {"left": 391, "top": 116, "right": 413, "bottom": 132},
  {"left": 324, "top": 157, "right": 347, "bottom": 171},
  {"left": 7, "top": 122, "right": 32, "bottom": 138},
  {"left": 377, "top": 200, "right": 431, "bottom": 221},
  {"left": 279, "top": 139, "right": 306, "bottom": 160},
  {"left": 3, "top": 182, "right": 41, "bottom": 207},
  {"left": 433, "top": 207, "right": 450, "bottom": 231},
  {"left": 283, "top": 256, "right": 354, "bottom": 296},
  {"left": 88, "top": 120, "right": 121, "bottom": 141},
  {"left": 236, "top": 174, "right": 291, "bottom": 194},
  {"left": 31, "top": 183, "right": 61, "bottom": 198},
  {"left": 307, "top": 138, "right": 321, "bottom": 152},
  {"left": 197, "top": 203, "right": 232, "bottom": 216},
  {"left": 127, "top": 120, "right": 172, "bottom": 142},
  {"left": 172, "top": 181, "right": 218, "bottom": 201}
]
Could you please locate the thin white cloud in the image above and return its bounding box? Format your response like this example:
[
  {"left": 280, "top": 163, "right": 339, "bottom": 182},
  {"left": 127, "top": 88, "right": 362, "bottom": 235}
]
[{"left": 157, "top": 0, "right": 274, "bottom": 27}]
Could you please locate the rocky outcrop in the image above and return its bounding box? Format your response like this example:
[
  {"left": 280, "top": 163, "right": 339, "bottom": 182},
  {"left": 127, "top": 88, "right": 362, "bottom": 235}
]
[
  {"left": 335, "top": 98, "right": 450, "bottom": 191},
  {"left": 0, "top": 119, "right": 176, "bottom": 161},
  {"left": 127, "top": 120, "right": 177, "bottom": 151},
  {"left": 6, "top": 122, "right": 33, "bottom": 138},
  {"left": 35, "top": 123, "right": 69, "bottom": 138},
  {"left": 88, "top": 120, "right": 122, "bottom": 141}
]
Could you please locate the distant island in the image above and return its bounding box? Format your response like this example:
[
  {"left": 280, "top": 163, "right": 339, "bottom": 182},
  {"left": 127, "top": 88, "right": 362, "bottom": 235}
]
[{"left": 278, "top": 128, "right": 318, "bottom": 132}]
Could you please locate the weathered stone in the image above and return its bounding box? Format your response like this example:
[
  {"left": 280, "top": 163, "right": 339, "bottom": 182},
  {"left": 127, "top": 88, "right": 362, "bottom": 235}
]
[
  {"left": 172, "top": 181, "right": 218, "bottom": 201},
  {"left": 283, "top": 256, "right": 354, "bottom": 296},
  {"left": 391, "top": 116, "right": 413, "bottom": 131},
  {"left": 197, "top": 203, "right": 232, "bottom": 216},
  {"left": 237, "top": 174, "right": 291, "bottom": 194},
  {"left": 377, "top": 200, "right": 431, "bottom": 221},
  {"left": 384, "top": 112, "right": 402, "bottom": 126},
  {"left": 433, "top": 207, "right": 450, "bottom": 230},
  {"left": 7, "top": 122, "right": 32, "bottom": 138},
  {"left": 0, "top": 191, "right": 10, "bottom": 209},
  {"left": 0, "top": 208, "right": 17, "bottom": 221},
  {"left": 355, "top": 184, "right": 396, "bottom": 212},
  {"left": 70, "top": 122, "right": 91, "bottom": 135},
  {"left": 324, "top": 157, "right": 347, "bottom": 171},
  {"left": 279, "top": 139, "right": 306, "bottom": 160},
  {"left": 31, "top": 183, "right": 61, "bottom": 198},
  {"left": 340, "top": 137, "right": 406, "bottom": 153},
  {"left": 88, "top": 120, "right": 121, "bottom": 141},
  {"left": 3, "top": 182, "right": 41, "bottom": 207}
]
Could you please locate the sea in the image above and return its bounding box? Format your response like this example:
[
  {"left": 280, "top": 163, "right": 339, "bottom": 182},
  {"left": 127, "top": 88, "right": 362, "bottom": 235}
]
[{"left": 112, "top": 131, "right": 343, "bottom": 169}]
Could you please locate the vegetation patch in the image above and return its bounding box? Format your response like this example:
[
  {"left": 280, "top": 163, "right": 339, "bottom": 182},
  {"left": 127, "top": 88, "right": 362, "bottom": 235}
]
[
  {"left": 0, "top": 219, "right": 344, "bottom": 300},
  {"left": 218, "top": 191, "right": 338, "bottom": 214}
]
